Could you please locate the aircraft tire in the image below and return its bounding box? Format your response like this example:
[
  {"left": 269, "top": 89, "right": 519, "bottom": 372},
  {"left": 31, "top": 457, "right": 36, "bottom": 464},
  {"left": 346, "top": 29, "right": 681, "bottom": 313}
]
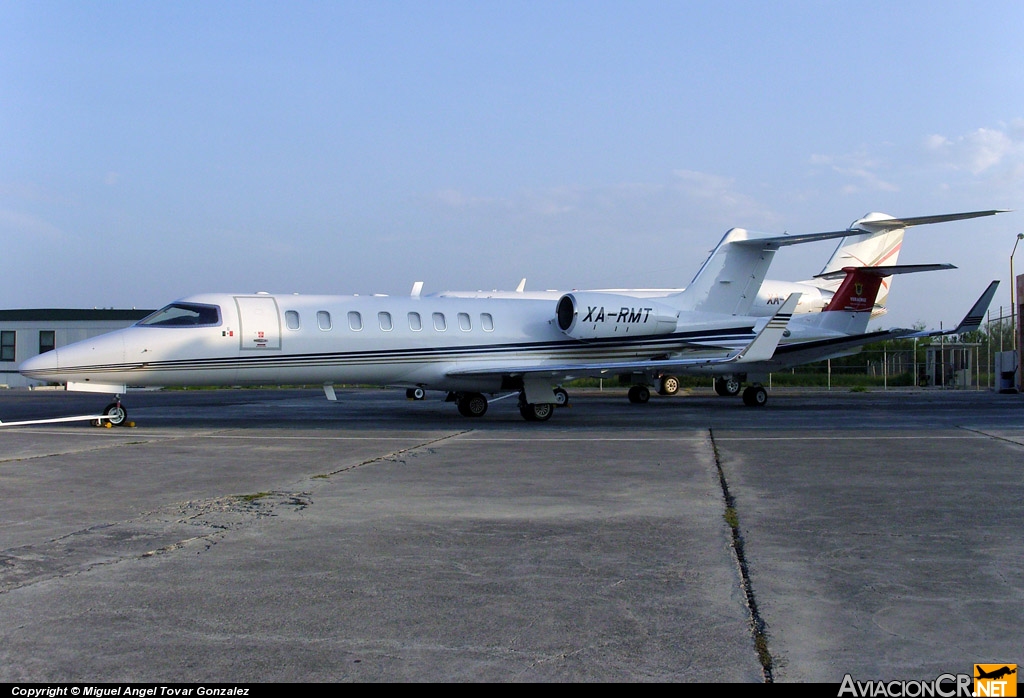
[
  {"left": 742, "top": 386, "right": 768, "bottom": 407},
  {"left": 659, "top": 375, "right": 680, "bottom": 396},
  {"left": 715, "top": 377, "right": 742, "bottom": 397},
  {"left": 519, "top": 402, "right": 553, "bottom": 422},
  {"left": 627, "top": 385, "right": 650, "bottom": 404},
  {"left": 457, "top": 393, "right": 488, "bottom": 418},
  {"left": 103, "top": 402, "right": 128, "bottom": 426},
  {"left": 553, "top": 388, "right": 569, "bottom": 407}
]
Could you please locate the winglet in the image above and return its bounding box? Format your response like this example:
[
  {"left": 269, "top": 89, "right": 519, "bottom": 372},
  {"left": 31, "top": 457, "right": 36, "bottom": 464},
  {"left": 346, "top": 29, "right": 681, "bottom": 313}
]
[
  {"left": 732, "top": 293, "right": 800, "bottom": 363},
  {"left": 953, "top": 280, "right": 999, "bottom": 334},
  {"left": 911, "top": 281, "right": 1000, "bottom": 337}
]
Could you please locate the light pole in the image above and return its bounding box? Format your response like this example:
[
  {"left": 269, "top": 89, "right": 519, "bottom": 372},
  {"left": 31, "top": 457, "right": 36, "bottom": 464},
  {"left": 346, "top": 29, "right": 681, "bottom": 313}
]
[
  {"left": 1012, "top": 233, "right": 1024, "bottom": 355},
  {"left": 1012, "top": 233, "right": 1024, "bottom": 391}
]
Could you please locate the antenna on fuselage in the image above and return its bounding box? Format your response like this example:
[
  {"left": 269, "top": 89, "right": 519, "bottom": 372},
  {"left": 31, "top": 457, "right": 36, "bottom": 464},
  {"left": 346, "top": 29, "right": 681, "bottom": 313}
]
[
  {"left": 515, "top": 278, "right": 527, "bottom": 293},
  {"left": 411, "top": 281, "right": 424, "bottom": 298}
]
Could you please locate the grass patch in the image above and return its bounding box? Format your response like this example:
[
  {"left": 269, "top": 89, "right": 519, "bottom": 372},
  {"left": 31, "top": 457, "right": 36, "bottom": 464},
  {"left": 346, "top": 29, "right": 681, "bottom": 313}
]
[{"left": 236, "top": 491, "right": 273, "bottom": 502}]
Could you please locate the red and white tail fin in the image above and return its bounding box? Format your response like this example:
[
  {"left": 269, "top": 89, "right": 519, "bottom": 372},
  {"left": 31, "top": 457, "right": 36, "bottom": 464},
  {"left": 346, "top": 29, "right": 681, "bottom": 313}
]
[
  {"left": 815, "top": 264, "right": 955, "bottom": 334},
  {"left": 824, "top": 263, "right": 956, "bottom": 313},
  {"left": 823, "top": 267, "right": 886, "bottom": 313},
  {"left": 811, "top": 210, "right": 1005, "bottom": 315}
]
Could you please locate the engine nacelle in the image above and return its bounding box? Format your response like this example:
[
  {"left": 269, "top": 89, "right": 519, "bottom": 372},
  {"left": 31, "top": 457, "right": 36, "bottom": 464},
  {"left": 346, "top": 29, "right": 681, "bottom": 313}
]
[{"left": 556, "top": 293, "right": 679, "bottom": 340}]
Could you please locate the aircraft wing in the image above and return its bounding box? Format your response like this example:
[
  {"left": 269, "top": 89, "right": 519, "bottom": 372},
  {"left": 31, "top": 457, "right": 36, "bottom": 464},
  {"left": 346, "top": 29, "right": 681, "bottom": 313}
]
[
  {"left": 743, "top": 280, "right": 1001, "bottom": 368},
  {"left": 909, "top": 280, "right": 999, "bottom": 337},
  {"left": 766, "top": 329, "right": 918, "bottom": 367},
  {"left": 446, "top": 294, "right": 800, "bottom": 381}
]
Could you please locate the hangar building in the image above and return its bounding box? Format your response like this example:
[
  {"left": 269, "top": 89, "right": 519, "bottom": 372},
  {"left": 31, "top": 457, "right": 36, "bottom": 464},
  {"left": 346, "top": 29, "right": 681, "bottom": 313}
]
[{"left": 0, "top": 309, "right": 153, "bottom": 388}]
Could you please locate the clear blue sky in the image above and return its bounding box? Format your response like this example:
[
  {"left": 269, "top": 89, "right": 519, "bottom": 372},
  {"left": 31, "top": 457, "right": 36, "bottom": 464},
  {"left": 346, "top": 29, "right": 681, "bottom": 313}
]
[{"left": 2, "top": 1, "right": 1022, "bottom": 328}]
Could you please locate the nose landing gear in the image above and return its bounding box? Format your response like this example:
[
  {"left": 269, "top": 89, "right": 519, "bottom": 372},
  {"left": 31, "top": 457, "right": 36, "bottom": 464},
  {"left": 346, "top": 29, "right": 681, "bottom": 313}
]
[{"left": 92, "top": 400, "right": 129, "bottom": 427}]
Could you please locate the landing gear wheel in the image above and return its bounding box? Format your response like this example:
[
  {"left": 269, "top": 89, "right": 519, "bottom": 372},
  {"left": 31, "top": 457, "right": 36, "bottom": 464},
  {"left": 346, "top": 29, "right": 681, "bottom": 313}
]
[
  {"left": 627, "top": 385, "right": 651, "bottom": 404},
  {"left": 102, "top": 402, "right": 128, "bottom": 426},
  {"left": 457, "top": 392, "right": 489, "bottom": 418},
  {"left": 742, "top": 386, "right": 768, "bottom": 407},
  {"left": 659, "top": 375, "right": 680, "bottom": 396},
  {"left": 553, "top": 387, "right": 570, "bottom": 407},
  {"left": 519, "top": 402, "right": 554, "bottom": 422},
  {"left": 715, "top": 377, "right": 742, "bottom": 397},
  {"left": 406, "top": 387, "right": 426, "bottom": 400}
]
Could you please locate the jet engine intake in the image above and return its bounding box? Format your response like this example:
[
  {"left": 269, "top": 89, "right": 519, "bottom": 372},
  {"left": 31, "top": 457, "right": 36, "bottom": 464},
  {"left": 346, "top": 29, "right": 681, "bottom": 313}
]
[{"left": 556, "top": 293, "right": 679, "bottom": 340}]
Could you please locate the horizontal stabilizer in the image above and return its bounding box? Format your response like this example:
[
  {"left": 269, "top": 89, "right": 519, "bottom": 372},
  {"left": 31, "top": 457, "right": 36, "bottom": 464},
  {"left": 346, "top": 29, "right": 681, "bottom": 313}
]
[
  {"left": 814, "top": 263, "right": 955, "bottom": 281},
  {"left": 849, "top": 210, "right": 1008, "bottom": 232},
  {"left": 741, "top": 210, "right": 1007, "bottom": 249}
]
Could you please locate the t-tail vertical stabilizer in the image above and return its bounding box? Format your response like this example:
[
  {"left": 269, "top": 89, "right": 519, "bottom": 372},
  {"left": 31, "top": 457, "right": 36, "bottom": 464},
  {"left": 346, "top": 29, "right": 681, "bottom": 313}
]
[
  {"left": 812, "top": 210, "right": 1006, "bottom": 311},
  {"left": 678, "top": 228, "right": 782, "bottom": 316},
  {"left": 811, "top": 263, "right": 955, "bottom": 335}
]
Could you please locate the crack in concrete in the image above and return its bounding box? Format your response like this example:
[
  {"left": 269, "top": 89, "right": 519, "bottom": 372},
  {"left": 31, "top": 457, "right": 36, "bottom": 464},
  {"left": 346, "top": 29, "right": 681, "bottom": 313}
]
[
  {"left": 0, "top": 491, "right": 311, "bottom": 594},
  {"left": 315, "top": 429, "right": 474, "bottom": 477},
  {"left": 1, "top": 429, "right": 467, "bottom": 595},
  {"left": 709, "top": 427, "right": 774, "bottom": 683}
]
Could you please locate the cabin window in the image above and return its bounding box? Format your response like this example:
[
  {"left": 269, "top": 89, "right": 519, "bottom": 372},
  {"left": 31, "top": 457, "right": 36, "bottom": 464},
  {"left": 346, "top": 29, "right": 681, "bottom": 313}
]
[
  {"left": 480, "top": 313, "right": 494, "bottom": 332},
  {"left": 458, "top": 312, "right": 471, "bottom": 331},
  {"left": 139, "top": 302, "right": 221, "bottom": 327},
  {"left": 378, "top": 311, "right": 393, "bottom": 331},
  {"left": 39, "top": 330, "right": 55, "bottom": 354},
  {"left": 317, "top": 311, "right": 331, "bottom": 331},
  {"left": 432, "top": 312, "right": 447, "bottom": 331},
  {"left": 285, "top": 310, "right": 300, "bottom": 330},
  {"left": 408, "top": 312, "right": 422, "bottom": 331},
  {"left": 348, "top": 311, "right": 363, "bottom": 331},
  {"left": 1, "top": 331, "right": 15, "bottom": 362}
]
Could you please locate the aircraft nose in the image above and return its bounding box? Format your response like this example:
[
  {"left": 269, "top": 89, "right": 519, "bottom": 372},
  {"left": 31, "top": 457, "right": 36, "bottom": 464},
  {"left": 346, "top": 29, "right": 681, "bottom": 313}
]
[{"left": 19, "top": 348, "right": 60, "bottom": 381}]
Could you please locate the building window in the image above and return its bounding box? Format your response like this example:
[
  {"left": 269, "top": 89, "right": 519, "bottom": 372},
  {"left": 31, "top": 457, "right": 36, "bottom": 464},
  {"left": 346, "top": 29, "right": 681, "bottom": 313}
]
[
  {"left": 285, "top": 310, "right": 300, "bottom": 330},
  {"left": 481, "top": 313, "right": 494, "bottom": 332},
  {"left": 378, "top": 311, "right": 393, "bottom": 331},
  {"left": 317, "top": 311, "right": 332, "bottom": 331},
  {"left": 432, "top": 312, "right": 447, "bottom": 331},
  {"left": 348, "top": 311, "right": 363, "bottom": 331},
  {"left": 458, "top": 312, "right": 471, "bottom": 331},
  {"left": 408, "top": 312, "right": 422, "bottom": 331},
  {"left": 1, "top": 331, "right": 15, "bottom": 362},
  {"left": 39, "top": 330, "right": 55, "bottom": 354}
]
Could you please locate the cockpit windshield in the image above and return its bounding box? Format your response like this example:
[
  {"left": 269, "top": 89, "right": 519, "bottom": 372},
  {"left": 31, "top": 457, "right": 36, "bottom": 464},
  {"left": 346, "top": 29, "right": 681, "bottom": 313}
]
[{"left": 138, "top": 302, "right": 221, "bottom": 327}]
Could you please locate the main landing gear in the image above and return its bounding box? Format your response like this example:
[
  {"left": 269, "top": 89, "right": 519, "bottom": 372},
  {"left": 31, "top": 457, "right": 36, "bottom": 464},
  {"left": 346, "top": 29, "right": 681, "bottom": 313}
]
[
  {"left": 741, "top": 385, "right": 768, "bottom": 407},
  {"left": 715, "top": 376, "right": 769, "bottom": 407},
  {"left": 658, "top": 375, "right": 681, "bottom": 396},
  {"left": 714, "top": 377, "right": 742, "bottom": 397},
  {"left": 456, "top": 392, "right": 489, "bottom": 418},
  {"left": 448, "top": 387, "right": 566, "bottom": 422},
  {"left": 518, "top": 398, "right": 554, "bottom": 422},
  {"left": 627, "top": 385, "right": 650, "bottom": 403}
]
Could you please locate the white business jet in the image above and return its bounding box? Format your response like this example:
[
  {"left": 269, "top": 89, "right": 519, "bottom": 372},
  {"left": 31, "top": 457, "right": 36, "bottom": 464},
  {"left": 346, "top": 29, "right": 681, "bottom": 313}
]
[
  {"left": 443, "top": 210, "right": 1004, "bottom": 315},
  {"left": 440, "top": 210, "right": 1004, "bottom": 397},
  {"left": 17, "top": 219, "right": 987, "bottom": 423}
]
